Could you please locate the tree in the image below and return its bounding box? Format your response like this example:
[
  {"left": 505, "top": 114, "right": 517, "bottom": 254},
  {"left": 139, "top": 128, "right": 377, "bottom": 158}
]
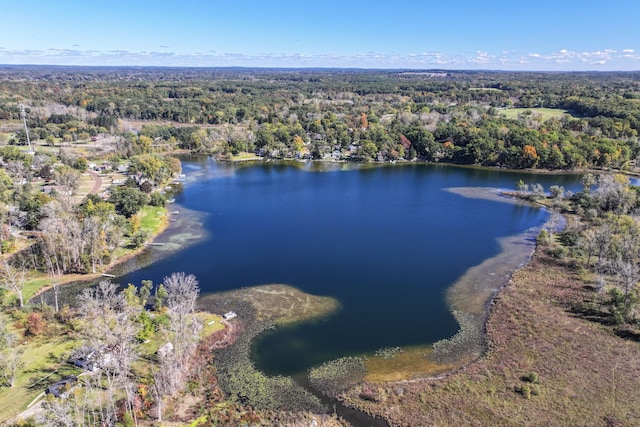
[
  {"left": 77, "top": 281, "right": 140, "bottom": 425},
  {"left": 151, "top": 273, "right": 201, "bottom": 420},
  {"left": 515, "top": 179, "right": 529, "bottom": 193},
  {"left": 0, "top": 260, "right": 27, "bottom": 308},
  {"left": 581, "top": 173, "right": 597, "bottom": 193},
  {"left": 108, "top": 186, "right": 150, "bottom": 218},
  {"left": 54, "top": 165, "right": 81, "bottom": 197},
  {"left": 549, "top": 185, "right": 565, "bottom": 199},
  {"left": 0, "top": 313, "right": 23, "bottom": 387},
  {"left": 163, "top": 272, "right": 201, "bottom": 362},
  {"left": 594, "top": 174, "right": 636, "bottom": 214}
]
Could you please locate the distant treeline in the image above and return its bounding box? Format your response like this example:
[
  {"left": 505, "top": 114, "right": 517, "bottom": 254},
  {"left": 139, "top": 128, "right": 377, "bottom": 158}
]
[{"left": 1, "top": 67, "right": 640, "bottom": 168}]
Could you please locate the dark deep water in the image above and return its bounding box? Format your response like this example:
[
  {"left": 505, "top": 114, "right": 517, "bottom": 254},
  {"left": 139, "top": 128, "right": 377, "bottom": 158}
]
[{"left": 119, "top": 158, "right": 579, "bottom": 376}]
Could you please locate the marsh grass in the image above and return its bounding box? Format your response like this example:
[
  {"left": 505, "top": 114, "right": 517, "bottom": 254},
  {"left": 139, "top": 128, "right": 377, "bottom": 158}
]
[{"left": 308, "top": 357, "right": 367, "bottom": 398}]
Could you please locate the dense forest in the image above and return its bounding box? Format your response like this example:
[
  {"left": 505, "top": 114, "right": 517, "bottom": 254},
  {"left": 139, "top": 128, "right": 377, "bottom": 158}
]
[{"left": 1, "top": 66, "right": 640, "bottom": 169}]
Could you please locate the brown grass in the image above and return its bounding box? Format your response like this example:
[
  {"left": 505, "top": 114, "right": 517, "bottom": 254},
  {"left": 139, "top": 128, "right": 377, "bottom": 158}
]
[{"left": 341, "top": 250, "right": 640, "bottom": 426}]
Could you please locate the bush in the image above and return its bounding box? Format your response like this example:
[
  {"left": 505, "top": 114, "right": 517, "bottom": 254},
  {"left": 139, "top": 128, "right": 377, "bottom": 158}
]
[
  {"left": 25, "top": 312, "right": 46, "bottom": 336},
  {"left": 537, "top": 229, "right": 549, "bottom": 246},
  {"left": 549, "top": 245, "right": 568, "bottom": 259},
  {"left": 519, "top": 384, "right": 531, "bottom": 399},
  {"left": 149, "top": 192, "right": 166, "bottom": 207}
]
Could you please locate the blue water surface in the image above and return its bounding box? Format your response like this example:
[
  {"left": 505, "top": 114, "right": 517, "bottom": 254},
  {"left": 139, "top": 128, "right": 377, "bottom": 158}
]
[{"left": 120, "top": 158, "right": 579, "bottom": 375}]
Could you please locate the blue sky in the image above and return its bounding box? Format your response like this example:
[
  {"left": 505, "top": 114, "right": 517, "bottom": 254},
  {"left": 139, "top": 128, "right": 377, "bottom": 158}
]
[{"left": 0, "top": 0, "right": 638, "bottom": 70}]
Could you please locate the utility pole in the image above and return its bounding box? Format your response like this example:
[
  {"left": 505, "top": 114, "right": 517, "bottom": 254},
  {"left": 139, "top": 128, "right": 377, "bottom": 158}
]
[{"left": 19, "top": 103, "right": 35, "bottom": 154}]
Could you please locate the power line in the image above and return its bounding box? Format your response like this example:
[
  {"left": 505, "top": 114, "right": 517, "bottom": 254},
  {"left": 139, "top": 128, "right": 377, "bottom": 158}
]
[{"left": 18, "top": 103, "right": 35, "bottom": 154}]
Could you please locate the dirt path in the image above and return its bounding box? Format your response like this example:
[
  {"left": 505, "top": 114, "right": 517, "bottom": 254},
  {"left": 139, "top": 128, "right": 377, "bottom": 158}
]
[{"left": 85, "top": 170, "right": 102, "bottom": 194}]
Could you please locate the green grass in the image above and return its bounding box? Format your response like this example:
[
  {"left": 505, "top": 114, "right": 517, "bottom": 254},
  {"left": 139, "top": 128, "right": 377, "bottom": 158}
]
[
  {"left": 230, "top": 152, "right": 262, "bottom": 161},
  {"left": 0, "top": 334, "right": 79, "bottom": 422},
  {"left": 139, "top": 205, "right": 168, "bottom": 235},
  {"left": 500, "top": 107, "right": 573, "bottom": 120},
  {"left": 22, "top": 277, "right": 53, "bottom": 302}
]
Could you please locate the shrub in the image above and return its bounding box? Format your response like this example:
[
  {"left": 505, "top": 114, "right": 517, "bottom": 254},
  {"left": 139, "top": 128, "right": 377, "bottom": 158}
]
[
  {"left": 526, "top": 372, "right": 539, "bottom": 383},
  {"left": 149, "top": 192, "right": 166, "bottom": 207},
  {"left": 537, "top": 229, "right": 549, "bottom": 246},
  {"left": 25, "top": 312, "right": 46, "bottom": 336},
  {"left": 549, "top": 245, "right": 568, "bottom": 259},
  {"left": 516, "top": 384, "right": 531, "bottom": 399}
]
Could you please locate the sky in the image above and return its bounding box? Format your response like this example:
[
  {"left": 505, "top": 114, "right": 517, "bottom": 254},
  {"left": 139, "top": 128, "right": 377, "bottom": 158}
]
[{"left": 0, "top": 0, "right": 638, "bottom": 71}]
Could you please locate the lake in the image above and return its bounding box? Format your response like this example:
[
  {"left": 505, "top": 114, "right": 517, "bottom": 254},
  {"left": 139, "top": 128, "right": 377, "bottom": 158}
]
[{"left": 118, "top": 157, "right": 579, "bottom": 376}]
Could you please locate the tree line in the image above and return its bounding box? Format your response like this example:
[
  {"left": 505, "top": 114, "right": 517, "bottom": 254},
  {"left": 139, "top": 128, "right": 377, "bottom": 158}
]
[{"left": 1, "top": 67, "right": 640, "bottom": 167}]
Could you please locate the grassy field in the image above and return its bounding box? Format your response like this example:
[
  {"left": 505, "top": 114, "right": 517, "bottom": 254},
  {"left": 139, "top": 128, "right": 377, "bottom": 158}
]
[
  {"left": 500, "top": 107, "right": 572, "bottom": 120},
  {"left": 139, "top": 205, "right": 168, "bottom": 234},
  {"left": 0, "top": 332, "right": 79, "bottom": 422}
]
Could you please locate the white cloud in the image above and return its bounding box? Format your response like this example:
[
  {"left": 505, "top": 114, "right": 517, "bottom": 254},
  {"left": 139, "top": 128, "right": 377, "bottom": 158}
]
[{"left": 0, "top": 46, "right": 639, "bottom": 70}]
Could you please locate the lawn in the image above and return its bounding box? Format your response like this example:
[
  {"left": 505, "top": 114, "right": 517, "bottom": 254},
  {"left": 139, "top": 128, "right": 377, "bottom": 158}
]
[
  {"left": 500, "top": 107, "right": 573, "bottom": 120},
  {"left": 0, "top": 333, "right": 79, "bottom": 422},
  {"left": 139, "top": 205, "right": 168, "bottom": 234}
]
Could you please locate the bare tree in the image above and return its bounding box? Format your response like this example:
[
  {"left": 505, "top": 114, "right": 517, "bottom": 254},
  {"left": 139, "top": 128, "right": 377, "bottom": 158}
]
[
  {"left": 595, "top": 174, "right": 636, "bottom": 214},
  {"left": 38, "top": 398, "right": 75, "bottom": 427},
  {"left": 0, "top": 313, "right": 23, "bottom": 387},
  {"left": 54, "top": 166, "right": 81, "bottom": 197},
  {"left": 0, "top": 259, "right": 27, "bottom": 308},
  {"left": 152, "top": 273, "right": 202, "bottom": 418},
  {"left": 76, "top": 281, "right": 140, "bottom": 425}
]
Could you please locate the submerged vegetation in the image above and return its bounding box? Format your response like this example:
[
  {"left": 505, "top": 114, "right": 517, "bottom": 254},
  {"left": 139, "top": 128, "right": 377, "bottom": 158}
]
[{"left": 309, "top": 357, "right": 367, "bottom": 398}]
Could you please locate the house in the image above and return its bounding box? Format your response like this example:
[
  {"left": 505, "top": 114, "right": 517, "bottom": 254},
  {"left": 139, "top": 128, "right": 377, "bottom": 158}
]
[
  {"left": 223, "top": 311, "right": 237, "bottom": 320},
  {"left": 46, "top": 376, "right": 77, "bottom": 398}
]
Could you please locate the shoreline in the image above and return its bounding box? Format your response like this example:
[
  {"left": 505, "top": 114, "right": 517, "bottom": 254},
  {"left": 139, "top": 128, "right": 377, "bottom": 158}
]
[
  {"left": 363, "top": 187, "right": 556, "bottom": 382},
  {"left": 29, "top": 207, "right": 171, "bottom": 300}
]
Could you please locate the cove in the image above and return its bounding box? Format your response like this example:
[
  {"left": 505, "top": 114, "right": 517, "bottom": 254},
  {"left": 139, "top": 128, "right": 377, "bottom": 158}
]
[{"left": 118, "top": 157, "right": 579, "bottom": 376}]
